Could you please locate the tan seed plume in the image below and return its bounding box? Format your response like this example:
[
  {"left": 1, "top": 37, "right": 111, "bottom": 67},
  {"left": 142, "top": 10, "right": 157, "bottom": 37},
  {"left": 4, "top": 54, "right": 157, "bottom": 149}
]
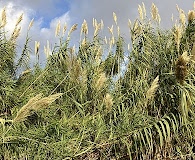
[
  {"left": 108, "top": 25, "right": 114, "bottom": 35},
  {"left": 151, "top": 3, "right": 161, "bottom": 23},
  {"left": 10, "top": 27, "right": 21, "bottom": 42},
  {"left": 104, "top": 36, "right": 108, "bottom": 44},
  {"left": 15, "top": 13, "right": 23, "bottom": 27},
  {"left": 128, "top": 19, "right": 132, "bottom": 29},
  {"left": 1, "top": 7, "right": 6, "bottom": 27},
  {"left": 179, "top": 10, "right": 186, "bottom": 26},
  {"left": 112, "top": 36, "right": 115, "bottom": 45},
  {"left": 68, "top": 23, "right": 78, "bottom": 36},
  {"left": 55, "top": 21, "right": 61, "bottom": 37},
  {"left": 81, "top": 19, "right": 88, "bottom": 35},
  {"left": 28, "top": 18, "right": 34, "bottom": 30},
  {"left": 174, "top": 25, "right": 183, "bottom": 52},
  {"left": 92, "top": 18, "right": 95, "bottom": 27},
  {"left": 63, "top": 23, "right": 67, "bottom": 35},
  {"left": 113, "top": 12, "right": 117, "bottom": 25},
  {"left": 181, "top": 51, "right": 190, "bottom": 63},
  {"left": 128, "top": 44, "right": 130, "bottom": 50},
  {"left": 104, "top": 93, "right": 113, "bottom": 112},
  {"left": 100, "top": 19, "right": 104, "bottom": 30},
  {"left": 142, "top": 2, "right": 146, "bottom": 18},
  {"left": 95, "top": 46, "right": 102, "bottom": 64},
  {"left": 138, "top": 5, "right": 143, "bottom": 20},
  {"left": 13, "top": 93, "right": 63, "bottom": 123},
  {"left": 171, "top": 14, "right": 174, "bottom": 22},
  {"left": 175, "top": 52, "right": 188, "bottom": 84},
  {"left": 94, "top": 22, "right": 101, "bottom": 37},
  {"left": 188, "top": 10, "right": 195, "bottom": 23},
  {"left": 146, "top": 76, "right": 159, "bottom": 100},
  {"left": 93, "top": 18, "right": 97, "bottom": 28},
  {"left": 151, "top": 3, "right": 158, "bottom": 20},
  {"left": 44, "top": 40, "right": 51, "bottom": 58},
  {"left": 176, "top": 4, "right": 180, "bottom": 12},
  {"left": 117, "top": 26, "right": 120, "bottom": 37},
  {"left": 35, "top": 41, "right": 40, "bottom": 55},
  {"left": 95, "top": 73, "right": 107, "bottom": 91},
  {"left": 21, "top": 69, "right": 31, "bottom": 76},
  {"left": 194, "top": 2, "right": 195, "bottom": 10}
]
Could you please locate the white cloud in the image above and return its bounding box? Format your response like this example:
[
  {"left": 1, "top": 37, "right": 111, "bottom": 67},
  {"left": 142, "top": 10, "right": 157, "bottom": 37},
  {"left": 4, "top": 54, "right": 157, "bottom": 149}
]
[
  {"left": 0, "top": 1, "right": 71, "bottom": 67},
  {"left": 67, "top": 0, "right": 195, "bottom": 32},
  {"left": 1, "top": 0, "right": 66, "bottom": 19}
]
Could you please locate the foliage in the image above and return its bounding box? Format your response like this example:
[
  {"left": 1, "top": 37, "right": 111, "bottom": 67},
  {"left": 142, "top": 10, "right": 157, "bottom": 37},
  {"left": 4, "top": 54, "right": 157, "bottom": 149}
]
[{"left": 1, "top": 3, "right": 195, "bottom": 160}]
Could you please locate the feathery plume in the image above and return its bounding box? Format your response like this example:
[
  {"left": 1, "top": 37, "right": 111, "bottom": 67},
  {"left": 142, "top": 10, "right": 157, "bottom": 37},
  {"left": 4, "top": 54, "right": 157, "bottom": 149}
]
[
  {"left": 179, "top": 10, "right": 186, "bottom": 26},
  {"left": 15, "top": 13, "right": 23, "bottom": 27},
  {"left": 93, "top": 18, "right": 97, "bottom": 28},
  {"left": 181, "top": 51, "right": 190, "bottom": 63},
  {"left": 108, "top": 25, "right": 113, "bottom": 35},
  {"left": 28, "top": 18, "right": 34, "bottom": 30},
  {"left": 104, "top": 36, "right": 108, "bottom": 44},
  {"left": 79, "top": 67, "right": 88, "bottom": 91},
  {"left": 146, "top": 76, "right": 159, "bottom": 100},
  {"left": 117, "top": 26, "right": 120, "bottom": 37},
  {"left": 55, "top": 21, "right": 61, "bottom": 37},
  {"left": 128, "top": 19, "right": 132, "bottom": 28},
  {"left": 93, "top": 18, "right": 95, "bottom": 27},
  {"left": 10, "top": 27, "right": 21, "bottom": 41},
  {"left": 188, "top": 10, "right": 195, "bottom": 23},
  {"left": 94, "top": 22, "right": 101, "bottom": 37},
  {"left": 95, "top": 46, "right": 102, "bottom": 64},
  {"left": 13, "top": 93, "right": 63, "bottom": 123},
  {"left": 138, "top": 5, "right": 143, "bottom": 20},
  {"left": 63, "top": 23, "right": 67, "bottom": 36},
  {"left": 104, "top": 93, "right": 113, "bottom": 112},
  {"left": 100, "top": 19, "right": 104, "bottom": 30},
  {"left": 21, "top": 69, "right": 31, "bottom": 76},
  {"left": 128, "top": 44, "right": 130, "bottom": 50},
  {"left": 151, "top": 3, "right": 158, "bottom": 20},
  {"left": 176, "top": 4, "right": 180, "bottom": 12},
  {"left": 44, "top": 46, "right": 47, "bottom": 58},
  {"left": 113, "top": 12, "right": 117, "bottom": 25},
  {"left": 68, "top": 23, "right": 78, "bottom": 36},
  {"left": 194, "top": 2, "right": 195, "bottom": 10},
  {"left": 81, "top": 19, "right": 88, "bottom": 35},
  {"left": 174, "top": 25, "right": 183, "bottom": 52},
  {"left": 171, "top": 14, "right": 174, "bottom": 22},
  {"left": 175, "top": 52, "right": 189, "bottom": 84},
  {"left": 151, "top": 3, "right": 161, "bottom": 23},
  {"left": 95, "top": 73, "right": 107, "bottom": 91},
  {"left": 72, "top": 45, "right": 76, "bottom": 54},
  {"left": 142, "top": 2, "right": 146, "bottom": 18},
  {"left": 44, "top": 40, "right": 51, "bottom": 58},
  {"left": 133, "top": 20, "right": 139, "bottom": 31},
  {"left": 35, "top": 41, "right": 40, "bottom": 55},
  {"left": 111, "top": 36, "right": 115, "bottom": 45},
  {"left": 1, "top": 7, "right": 6, "bottom": 27}
]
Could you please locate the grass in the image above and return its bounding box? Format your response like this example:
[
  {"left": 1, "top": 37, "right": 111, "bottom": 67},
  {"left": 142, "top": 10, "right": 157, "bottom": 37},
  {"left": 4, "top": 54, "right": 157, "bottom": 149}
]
[{"left": 1, "top": 3, "right": 195, "bottom": 159}]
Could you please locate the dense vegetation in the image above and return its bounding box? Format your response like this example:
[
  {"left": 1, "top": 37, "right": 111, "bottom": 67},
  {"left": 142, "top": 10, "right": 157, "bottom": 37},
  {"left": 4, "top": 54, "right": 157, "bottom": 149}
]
[{"left": 1, "top": 3, "right": 195, "bottom": 159}]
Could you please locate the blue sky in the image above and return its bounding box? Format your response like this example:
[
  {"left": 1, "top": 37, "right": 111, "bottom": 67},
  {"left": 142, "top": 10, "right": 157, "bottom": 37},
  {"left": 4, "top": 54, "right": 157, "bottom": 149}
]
[
  {"left": 32, "top": 1, "right": 70, "bottom": 28},
  {"left": 1, "top": 0, "right": 195, "bottom": 36},
  {"left": 0, "top": 0, "right": 195, "bottom": 65}
]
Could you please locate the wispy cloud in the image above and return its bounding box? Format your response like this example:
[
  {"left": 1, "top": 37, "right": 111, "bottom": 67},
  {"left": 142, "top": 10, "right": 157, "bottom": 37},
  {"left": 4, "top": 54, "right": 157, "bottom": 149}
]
[{"left": 0, "top": 1, "right": 70, "bottom": 66}]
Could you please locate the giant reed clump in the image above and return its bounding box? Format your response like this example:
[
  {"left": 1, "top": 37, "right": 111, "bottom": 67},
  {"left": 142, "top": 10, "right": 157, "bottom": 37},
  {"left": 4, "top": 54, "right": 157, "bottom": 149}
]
[{"left": 1, "top": 3, "right": 195, "bottom": 159}]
